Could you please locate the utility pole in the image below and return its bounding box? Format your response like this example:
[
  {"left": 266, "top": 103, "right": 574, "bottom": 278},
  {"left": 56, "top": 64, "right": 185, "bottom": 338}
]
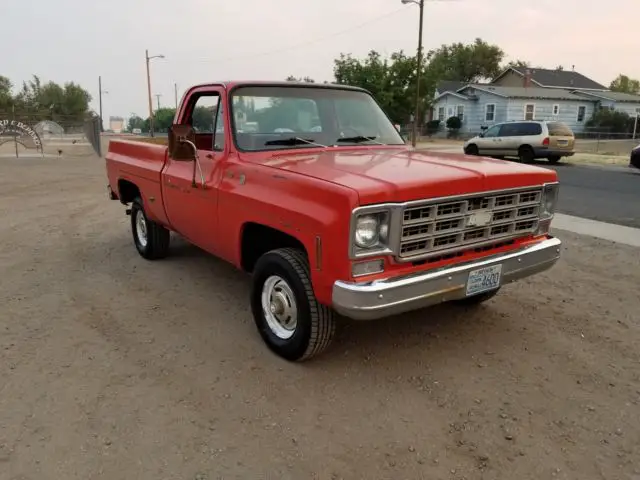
[
  {"left": 155, "top": 94, "right": 162, "bottom": 111},
  {"left": 99, "top": 76, "right": 103, "bottom": 133},
  {"left": 145, "top": 50, "right": 154, "bottom": 137},
  {"left": 413, "top": 0, "right": 425, "bottom": 148},
  {"left": 174, "top": 83, "right": 178, "bottom": 109},
  {"left": 145, "top": 49, "right": 165, "bottom": 136},
  {"left": 634, "top": 112, "right": 638, "bottom": 140}
]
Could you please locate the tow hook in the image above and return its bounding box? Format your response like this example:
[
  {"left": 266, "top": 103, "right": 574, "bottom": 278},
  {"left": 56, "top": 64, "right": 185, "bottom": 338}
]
[{"left": 125, "top": 208, "right": 132, "bottom": 216}]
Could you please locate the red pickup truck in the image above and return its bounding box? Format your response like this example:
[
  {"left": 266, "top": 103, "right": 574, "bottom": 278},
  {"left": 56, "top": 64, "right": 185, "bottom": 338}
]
[{"left": 105, "top": 81, "right": 562, "bottom": 362}]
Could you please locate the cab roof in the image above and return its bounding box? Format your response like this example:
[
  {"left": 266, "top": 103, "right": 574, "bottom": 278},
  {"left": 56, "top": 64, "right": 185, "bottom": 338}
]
[{"left": 188, "top": 80, "right": 368, "bottom": 92}]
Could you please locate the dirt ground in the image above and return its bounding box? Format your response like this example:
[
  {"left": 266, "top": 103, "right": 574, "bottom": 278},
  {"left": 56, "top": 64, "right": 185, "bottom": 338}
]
[{"left": 1, "top": 154, "right": 639, "bottom": 480}]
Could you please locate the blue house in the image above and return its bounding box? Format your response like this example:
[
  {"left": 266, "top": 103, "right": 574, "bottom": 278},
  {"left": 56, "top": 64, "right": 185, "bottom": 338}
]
[{"left": 431, "top": 67, "right": 640, "bottom": 135}]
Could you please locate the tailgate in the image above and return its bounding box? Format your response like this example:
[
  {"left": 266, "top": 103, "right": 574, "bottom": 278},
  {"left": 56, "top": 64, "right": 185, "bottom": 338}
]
[{"left": 547, "top": 122, "right": 575, "bottom": 151}]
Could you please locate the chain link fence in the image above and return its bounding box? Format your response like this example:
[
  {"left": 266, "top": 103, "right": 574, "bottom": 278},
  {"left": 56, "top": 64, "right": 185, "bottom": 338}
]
[{"left": 0, "top": 111, "right": 102, "bottom": 158}]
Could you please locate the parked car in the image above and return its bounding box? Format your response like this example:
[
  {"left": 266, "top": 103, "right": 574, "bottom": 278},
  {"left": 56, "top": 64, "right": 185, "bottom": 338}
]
[
  {"left": 463, "top": 120, "right": 575, "bottom": 164},
  {"left": 630, "top": 143, "right": 640, "bottom": 169},
  {"left": 105, "top": 81, "right": 562, "bottom": 362}
]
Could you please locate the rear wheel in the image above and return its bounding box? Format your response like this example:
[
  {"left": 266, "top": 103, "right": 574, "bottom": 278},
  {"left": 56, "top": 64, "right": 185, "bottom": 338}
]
[
  {"left": 465, "top": 144, "right": 479, "bottom": 155},
  {"left": 548, "top": 155, "right": 561, "bottom": 164},
  {"left": 131, "top": 197, "right": 170, "bottom": 260},
  {"left": 518, "top": 146, "right": 535, "bottom": 163},
  {"left": 251, "top": 248, "right": 336, "bottom": 362}
]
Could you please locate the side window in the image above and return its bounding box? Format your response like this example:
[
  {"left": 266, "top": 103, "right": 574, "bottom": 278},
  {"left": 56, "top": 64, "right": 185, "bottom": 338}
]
[
  {"left": 189, "top": 93, "right": 222, "bottom": 151},
  {"left": 499, "top": 123, "right": 521, "bottom": 137},
  {"left": 483, "top": 125, "right": 501, "bottom": 137}
]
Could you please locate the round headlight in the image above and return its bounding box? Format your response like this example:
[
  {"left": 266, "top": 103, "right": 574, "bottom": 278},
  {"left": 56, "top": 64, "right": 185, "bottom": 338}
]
[{"left": 355, "top": 215, "right": 379, "bottom": 248}]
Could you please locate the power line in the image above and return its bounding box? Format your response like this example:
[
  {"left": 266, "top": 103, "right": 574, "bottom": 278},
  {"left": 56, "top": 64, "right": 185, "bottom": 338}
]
[{"left": 171, "top": 6, "right": 410, "bottom": 65}]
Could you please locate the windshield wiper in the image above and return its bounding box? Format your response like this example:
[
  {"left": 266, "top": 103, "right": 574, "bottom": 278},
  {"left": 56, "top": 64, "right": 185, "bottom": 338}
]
[
  {"left": 264, "top": 137, "right": 326, "bottom": 147},
  {"left": 335, "top": 135, "right": 385, "bottom": 145}
]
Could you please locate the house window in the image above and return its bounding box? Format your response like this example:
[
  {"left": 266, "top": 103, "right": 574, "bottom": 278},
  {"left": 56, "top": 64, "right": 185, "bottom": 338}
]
[
  {"left": 552, "top": 104, "right": 560, "bottom": 116},
  {"left": 524, "top": 104, "right": 535, "bottom": 121},
  {"left": 438, "top": 107, "right": 445, "bottom": 121},
  {"left": 456, "top": 105, "right": 464, "bottom": 122},
  {"left": 485, "top": 104, "right": 496, "bottom": 122},
  {"left": 577, "top": 105, "right": 587, "bottom": 122}
]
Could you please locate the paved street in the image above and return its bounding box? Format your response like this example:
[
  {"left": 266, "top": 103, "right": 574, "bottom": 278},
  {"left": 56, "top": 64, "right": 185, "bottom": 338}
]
[{"left": 544, "top": 162, "right": 639, "bottom": 228}]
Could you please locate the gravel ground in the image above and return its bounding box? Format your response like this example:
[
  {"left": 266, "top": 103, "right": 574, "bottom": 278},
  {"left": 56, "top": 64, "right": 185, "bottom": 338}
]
[{"left": 1, "top": 155, "right": 639, "bottom": 480}]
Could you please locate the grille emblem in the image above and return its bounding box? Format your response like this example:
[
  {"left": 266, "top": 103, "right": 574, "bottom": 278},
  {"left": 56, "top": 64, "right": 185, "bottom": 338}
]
[{"left": 467, "top": 211, "right": 492, "bottom": 227}]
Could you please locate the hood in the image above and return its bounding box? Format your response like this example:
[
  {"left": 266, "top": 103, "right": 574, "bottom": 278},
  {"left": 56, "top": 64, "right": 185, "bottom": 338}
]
[{"left": 254, "top": 147, "right": 558, "bottom": 205}]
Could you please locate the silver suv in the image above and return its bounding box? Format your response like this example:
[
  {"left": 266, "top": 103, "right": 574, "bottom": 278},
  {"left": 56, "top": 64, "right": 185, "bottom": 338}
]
[{"left": 463, "top": 120, "right": 575, "bottom": 164}]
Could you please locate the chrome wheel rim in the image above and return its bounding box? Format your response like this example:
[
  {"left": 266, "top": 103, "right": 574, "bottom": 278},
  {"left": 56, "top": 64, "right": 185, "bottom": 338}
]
[
  {"left": 135, "top": 209, "right": 148, "bottom": 248},
  {"left": 261, "top": 275, "right": 298, "bottom": 340}
]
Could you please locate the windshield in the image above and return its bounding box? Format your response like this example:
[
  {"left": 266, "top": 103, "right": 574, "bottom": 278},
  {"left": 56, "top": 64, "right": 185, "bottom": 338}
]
[{"left": 230, "top": 86, "right": 405, "bottom": 151}]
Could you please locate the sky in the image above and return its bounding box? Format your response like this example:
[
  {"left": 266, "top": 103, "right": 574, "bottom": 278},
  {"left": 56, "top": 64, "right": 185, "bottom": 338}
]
[{"left": 2, "top": 0, "right": 638, "bottom": 127}]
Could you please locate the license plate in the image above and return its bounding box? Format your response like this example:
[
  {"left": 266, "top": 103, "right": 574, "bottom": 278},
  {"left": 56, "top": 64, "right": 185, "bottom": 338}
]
[
  {"left": 557, "top": 140, "right": 568, "bottom": 146},
  {"left": 466, "top": 264, "right": 502, "bottom": 296}
]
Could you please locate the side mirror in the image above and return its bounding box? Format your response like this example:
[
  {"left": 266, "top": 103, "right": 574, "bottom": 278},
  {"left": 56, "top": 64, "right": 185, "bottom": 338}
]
[
  {"left": 168, "top": 124, "right": 205, "bottom": 188},
  {"left": 168, "top": 124, "right": 197, "bottom": 161}
]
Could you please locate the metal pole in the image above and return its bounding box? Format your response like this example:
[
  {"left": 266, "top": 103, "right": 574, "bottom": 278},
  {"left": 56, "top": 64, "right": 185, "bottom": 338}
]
[
  {"left": 12, "top": 104, "right": 18, "bottom": 158},
  {"left": 98, "top": 76, "right": 103, "bottom": 133},
  {"left": 146, "top": 49, "right": 155, "bottom": 137},
  {"left": 412, "top": 0, "right": 424, "bottom": 148},
  {"left": 174, "top": 83, "right": 178, "bottom": 109},
  {"left": 633, "top": 113, "right": 638, "bottom": 140}
]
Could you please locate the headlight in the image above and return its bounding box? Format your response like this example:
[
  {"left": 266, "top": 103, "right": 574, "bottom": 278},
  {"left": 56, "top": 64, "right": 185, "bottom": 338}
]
[
  {"left": 540, "top": 183, "right": 559, "bottom": 219},
  {"left": 353, "top": 211, "right": 390, "bottom": 251},
  {"left": 355, "top": 215, "right": 379, "bottom": 248}
]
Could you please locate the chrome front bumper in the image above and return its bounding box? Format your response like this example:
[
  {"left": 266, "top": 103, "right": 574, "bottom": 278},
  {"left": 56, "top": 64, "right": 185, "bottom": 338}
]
[{"left": 332, "top": 237, "right": 562, "bottom": 321}]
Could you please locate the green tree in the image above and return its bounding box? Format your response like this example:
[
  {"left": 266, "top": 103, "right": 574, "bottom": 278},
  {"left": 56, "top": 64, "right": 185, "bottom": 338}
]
[
  {"left": 0, "top": 75, "right": 12, "bottom": 110},
  {"left": 609, "top": 74, "right": 640, "bottom": 94},
  {"left": 504, "top": 59, "right": 530, "bottom": 69},
  {"left": 5, "top": 74, "right": 91, "bottom": 121},
  {"left": 127, "top": 114, "right": 145, "bottom": 132},
  {"left": 286, "top": 76, "right": 315, "bottom": 83},
  {"left": 426, "top": 38, "right": 504, "bottom": 83},
  {"left": 151, "top": 107, "right": 177, "bottom": 132},
  {"left": 586, "top": 108, "right": 634, "bottom": 133}
]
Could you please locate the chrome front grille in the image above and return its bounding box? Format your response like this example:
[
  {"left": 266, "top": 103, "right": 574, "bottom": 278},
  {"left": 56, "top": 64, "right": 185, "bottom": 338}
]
[{"left": 398, "top": 188, "right": 542, "bottom": 260}]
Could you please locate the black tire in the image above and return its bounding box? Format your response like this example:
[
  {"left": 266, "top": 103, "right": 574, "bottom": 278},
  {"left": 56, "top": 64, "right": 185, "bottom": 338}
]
[
  {"left": 453, "top": 288, "right": 500, "bottom": 306},
  {"left": 251, "top": 248, "right": 336, "bottom": 362},
  {"left": 131, "top": 197, "right": 170, "bottom": 260},
  {"left": 518, "top": 146, "right": 535, "bottom": 163},
  {"left": 547, "top": 155, "right": 561, "bottom": 164},
  {"left": 465, "top": 144, "right": 479, "bottom": 155}
]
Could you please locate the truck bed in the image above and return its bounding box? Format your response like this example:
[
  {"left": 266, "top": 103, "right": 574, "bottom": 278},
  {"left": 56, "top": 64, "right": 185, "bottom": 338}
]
[{"left": 105, "top": 138, "right": 169, "bottom": 225}]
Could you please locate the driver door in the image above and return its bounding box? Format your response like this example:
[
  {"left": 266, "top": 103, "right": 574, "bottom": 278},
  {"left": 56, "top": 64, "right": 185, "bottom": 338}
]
[{"left": 162, "top": 88, "right": 227, "bottom": 254}]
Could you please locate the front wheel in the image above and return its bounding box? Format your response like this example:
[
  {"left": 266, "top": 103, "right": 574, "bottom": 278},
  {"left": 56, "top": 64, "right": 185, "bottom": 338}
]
[
  {"left": 251, "top": 248, "right": 336, "bottom": 362},
  {"left": 465, "top": 144, "right": 479, "bottom": 155}
]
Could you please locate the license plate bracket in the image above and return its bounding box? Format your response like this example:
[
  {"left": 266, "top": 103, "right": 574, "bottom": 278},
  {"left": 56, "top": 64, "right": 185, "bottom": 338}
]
[{"left": 466, "top": 264, "right": 502, "bottom": 296}]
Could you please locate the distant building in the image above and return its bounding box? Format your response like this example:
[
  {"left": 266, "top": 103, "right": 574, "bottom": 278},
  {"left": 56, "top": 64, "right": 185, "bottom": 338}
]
[{"left": 109, "top": 116, "right": 125, "bottom": 133}]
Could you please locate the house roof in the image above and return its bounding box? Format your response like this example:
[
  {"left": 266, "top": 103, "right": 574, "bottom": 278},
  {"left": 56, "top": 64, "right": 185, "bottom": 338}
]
[
  {"left": 461, "top": 84, "right": 592, "bottom": 101},
  {"left": 436, "top": 80, "right": 466, "bottom": 93},
  {"left": 570, "top": 90, "right": 640, "bottom": 103},
  {"left": 492, "top": 67, "right": 608, "bottom": 90}
]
